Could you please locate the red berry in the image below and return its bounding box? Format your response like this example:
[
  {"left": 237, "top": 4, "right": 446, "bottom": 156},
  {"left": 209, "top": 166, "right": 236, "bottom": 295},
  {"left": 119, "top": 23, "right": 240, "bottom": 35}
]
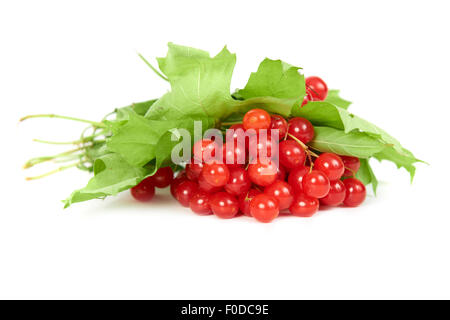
[
  {"left": 302, "top": 170, "right": 330, "bottom": 198},
  {"left": 201, "top": 163, "right": 230, "bottom": 187},
  {"left": 170, "top": 171, "right": 187, "bottom": 198},
  {"left": 341, "top": 156, "right": 361, "bottom": 177},
  {"left": 193, "top": 139, "right": 217, "bottom": 163},
  {"left": 130, "top": 177, "right": 155, "bottom": 202},
  {"left": 248, "top": 159, "right": 278, "bottom": 187},
  {"left": 224, "top": 167, "right": 251, "bottom": 196},
  {"left": 186, "top": 162, "right": 204, "bottom": 181},
  {"left": 243, "top": 109, "right": 271, "bottom": 130},
  {"left": 289, "top": 194, "right": 319, "bottom": 217},
  {"left": 314, "top": 153, "right": 345, "bottom": 181},
  {"left": 149, "top": 166, "right": 173, "bottom": 188},
  {"left": 198, "top": 173, "right": 223, "bottom": 193},
  {"left": 343, "top": 178, "right": 366, "bottom": 207},
  {"left": 238, "top": 189, "right": 261, "bottom": 217},
  {"left": 250, "top": 194, "right": 279, "bottom": 223},
  {"left": 279, "top": 140, "right": 306, "bottom": 169},
  {"left": 270, "top": 115, "right": 288, "bottom": 140},
  {"left": 320, "top": 180, "right": 346, "bottom": 206},
  {"left": 264, "top": 180, "right": 294, "bottom": 210},
  {"left": 189, "top": 191, "right": 212, "bottom": 215},
  {"left": 210, "top": 192, "right": 239, "bottom": 219},
  {"left": 287, "top": 165, "right": 309, "bottom": 194},
  {"left": 174, "top": 180, "right": 198, "bottom": 207},
  {"left": 305, "top": 76, "right": 328, "bottom": 101},
  {"left": 287, "top": 117, "right": 315, "bottom": 143}
]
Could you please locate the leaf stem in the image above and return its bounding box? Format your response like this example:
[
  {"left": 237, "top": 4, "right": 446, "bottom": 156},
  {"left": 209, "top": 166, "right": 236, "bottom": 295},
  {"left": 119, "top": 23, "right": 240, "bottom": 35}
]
[
  {"left": 32, "top": 132, "right": 105, "bottom": 145},
  {"left": 137, "top": 53, "right": 169, "bottom": 82},
  {"left": 25, "top": 163, "right": 80, "bottom": 180},
  {"left": 20, "top": 114, "right": 107, "bottom": 128},
  {"left": 23, "top": 146, "right": 87, "bottom": 169}
]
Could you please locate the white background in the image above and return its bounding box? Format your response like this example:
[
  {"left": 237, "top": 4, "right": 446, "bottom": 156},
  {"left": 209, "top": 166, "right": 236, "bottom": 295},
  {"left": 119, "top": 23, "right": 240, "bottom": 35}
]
[{"left": 1, "top": 0, "right": 449, "bottom": 299}]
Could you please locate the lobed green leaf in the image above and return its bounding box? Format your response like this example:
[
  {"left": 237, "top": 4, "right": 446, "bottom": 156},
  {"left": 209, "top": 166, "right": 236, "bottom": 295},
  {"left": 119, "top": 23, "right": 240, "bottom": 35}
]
[{"left": 64, "top": 153, "right": 153, "bottom": 208}]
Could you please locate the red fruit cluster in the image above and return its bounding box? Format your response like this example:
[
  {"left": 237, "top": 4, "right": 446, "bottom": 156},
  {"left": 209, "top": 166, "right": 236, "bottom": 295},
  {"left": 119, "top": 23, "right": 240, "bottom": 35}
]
[{"left": 131, "top": 76, "right": 367, "bottom": 222}]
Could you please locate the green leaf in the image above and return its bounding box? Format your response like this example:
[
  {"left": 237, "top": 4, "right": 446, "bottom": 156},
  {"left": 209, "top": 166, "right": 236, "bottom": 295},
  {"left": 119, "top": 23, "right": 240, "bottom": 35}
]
[
  {"left": 236, "top": 58, "right": 305, "bottom": 113},
  {"left": 106, "top": 109, "right": 183, "bottom": 167},
  {"left": 324, "top": 90, "right": 352, "bottom": 110},
  {"left": 373, "top": 147, "right": 419, "bottom": 182},
  {"left": 63, "top": 153, "right": 152, "bottom": 208},
  {"left": 131, "top": 99, "right": 157, "bottom": 116},
  {"left": 145, "top": 43, "right": 237, "bottom": 121},
  {"left": 309, "top": 127, "right": 386, "bottom": 158},
  {"left": 293, "top": 101, "right": 423, "bottom": 180},
  {"left": 114, "top": 99, "right": 157, "bottom": 121},
  {"left": 356, "top": 158, "right": 378, "bottom": 194},
  {"left": 293, "top": 101, "right": 410, "bottom": 156}
]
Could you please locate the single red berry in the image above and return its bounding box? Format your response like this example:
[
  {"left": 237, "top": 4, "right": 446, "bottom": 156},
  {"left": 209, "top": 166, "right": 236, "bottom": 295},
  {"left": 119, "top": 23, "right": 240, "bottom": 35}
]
[
  {"left": 302, "top": 170, "right": 330, "bottom": 198},
  {"left": 174, "top": 180, "right": 198, "bottom": 207},
  {"left": 343, "top": 178, "right": 366, "bottom": 207},
  {"left": 314, "top": 153, "right": 345, "bottom": 181},
  {"left": 264, "top": 180, "right": 294, "bottom": 210},
  {"left": 287, "top": 165, "right": 309, "bottom": 194},
  {"left": 341, "top": 156, "right": 361, "bottom": 177},
  {"left": 186, "top": 162, "right": 204, "bottom": 181},
  {"left": 289, "top": 194, "right": 319, "bottom": 217},
  {"left": 170, "top": 171, "right": 187, "bottom": 198},
  {"left": 320, "top": 180, "right": 346, "bottom": 206},
  {"left": 287, "top": 117, "right": 315, "bottom": 143},
  {"left": 149, "top": 166, "right": 174, "bottom": 188},
  {"left": 189, "top": 191, "right": 212, "bottom": 215},
  {"left": 243, "top": 109, "right": 271, "bottom": 130},
  {"left": 198, "top": 173, "right": 223, "bottom": 193},
  {"left": 270, "top": 115, "right": 288, "bottom": 140},
  {"left": 250, "top": 194, "right": 279, "bottom": 223},
  {"left": 279, "top": 140, "right": 306, "bottom": 169},
  {"left": 305, "top": 76, "right": 328, "bottom": 101},
  {"left": 130, "top": 177, "right": 155, "bottom": 202},
  {"left": 193, "top": 139, "right": 217, "bottom": 163},
  {"left": 224, "top": 167, "right": 251, "bottom": 196},
  {"left": 248, "top": 159, "right": 278, "bottom": 187},
  {"left": 201, "top": 163, "right": 230, "bottom": 187},
  {"left": 301, "top": 88, "right": 314, "bottom": 107},
  {"left": 210, "top": 192, "right": 239, "bottom": 219},
  {"left": 238, "top": 189, "right": 261, "bottom": 217}
]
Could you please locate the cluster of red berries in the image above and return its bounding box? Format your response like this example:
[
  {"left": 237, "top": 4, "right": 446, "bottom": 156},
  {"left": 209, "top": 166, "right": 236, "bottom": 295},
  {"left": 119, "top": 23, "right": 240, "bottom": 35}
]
[{"left": 130, "top": 76, "right": 367, "bottom": 223}]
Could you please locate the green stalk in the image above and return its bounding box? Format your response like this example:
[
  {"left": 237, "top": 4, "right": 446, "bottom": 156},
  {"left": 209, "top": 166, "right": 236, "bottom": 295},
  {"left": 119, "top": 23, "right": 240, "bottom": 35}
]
[
  {"left": 137, "top": 53, "right": 169, "bottom": 82},
  {"left": 23, "top": 147, "right": 87, "bottom": 169},
  {"left": 20, "top": 114, "right": 107, "bottom": 128},
  {"left": 25, "top": 163, "right": 80, "bottom": 180},
  {"left": 32, "top": 131, "right": 105, "bottom": 145}
]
